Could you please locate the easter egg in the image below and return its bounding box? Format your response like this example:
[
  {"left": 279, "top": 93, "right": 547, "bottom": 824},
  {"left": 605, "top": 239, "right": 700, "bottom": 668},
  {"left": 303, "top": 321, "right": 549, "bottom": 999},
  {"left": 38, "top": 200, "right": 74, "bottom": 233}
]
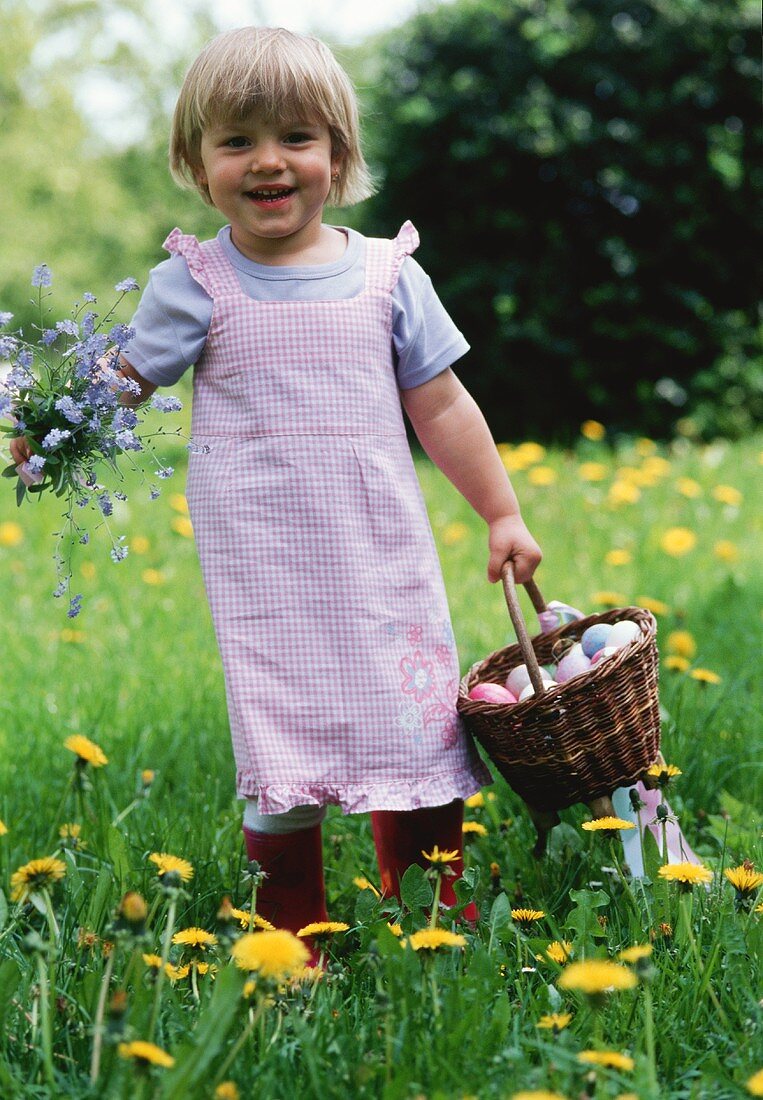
[
  {"left": 518, "top": 679, "right": 556, "bottom": 701},
  {"left": 608, "top": 619, "right": 641, "bottom": 648},
  {"left": 468, "top": 682, "right": 517, "bottom": 705},
  {"left": 554, "top": 643, "right": 592, "bottom": 683},
  {"left": 506, "top": 664, "right": 532, "bottom": 697},
  {"left": 591, "top": 645, "right": 618, "bottom": 665},
  {"left": 581, "top": 622, "right": 613, "bottom": 658}
]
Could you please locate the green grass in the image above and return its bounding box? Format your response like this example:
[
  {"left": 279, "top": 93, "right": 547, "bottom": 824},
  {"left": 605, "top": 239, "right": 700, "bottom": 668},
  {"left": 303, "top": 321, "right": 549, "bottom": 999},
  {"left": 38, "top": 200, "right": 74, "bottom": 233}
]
[{"left": 0, "top": 428, "right": 761, "bottom": 1099}]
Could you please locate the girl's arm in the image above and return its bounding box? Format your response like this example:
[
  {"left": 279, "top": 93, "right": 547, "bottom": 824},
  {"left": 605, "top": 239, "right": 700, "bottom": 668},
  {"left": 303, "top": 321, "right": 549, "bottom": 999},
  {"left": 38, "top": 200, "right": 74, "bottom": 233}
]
[{"left": 401, "top": 367, "right": 542, "bottom": 584}]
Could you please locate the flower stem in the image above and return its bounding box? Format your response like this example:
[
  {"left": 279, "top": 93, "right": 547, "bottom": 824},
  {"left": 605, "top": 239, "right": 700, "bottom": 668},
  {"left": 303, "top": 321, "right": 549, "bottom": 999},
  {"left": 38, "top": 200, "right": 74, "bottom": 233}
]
[
  {"left": 90, "top": 949, "right": 115, "bottom": 1084},
  {"left": 213, "top": 1002, "right": 265, "bottom": 1086},
  {"left": 429, "top": 873, "right": 443, "bottom": 930},
  {"left": 36, "top": 953, "right": 56, "bottom": 1090},
  {"left": 643, "top": 985, "right": 659, "bottom": 1098},
  {"left": 148, "top": 895, "right": 177, "bottom": 1042}
]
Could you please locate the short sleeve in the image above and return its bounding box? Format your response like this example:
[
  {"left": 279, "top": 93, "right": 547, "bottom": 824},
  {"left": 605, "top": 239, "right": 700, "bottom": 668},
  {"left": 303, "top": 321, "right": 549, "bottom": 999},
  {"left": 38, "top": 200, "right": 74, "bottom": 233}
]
[
  {"left": 125, "top": 255, "right": 213, "bottom": 386},
  {"left": 392, "top": 257, "right": 470, "bottom": 390}
]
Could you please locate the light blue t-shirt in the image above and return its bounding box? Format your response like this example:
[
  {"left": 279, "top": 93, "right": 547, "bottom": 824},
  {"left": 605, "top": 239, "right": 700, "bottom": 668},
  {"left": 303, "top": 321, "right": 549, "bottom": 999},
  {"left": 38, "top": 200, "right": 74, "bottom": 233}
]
[{"left": 126, "top": 225, "right": 469, "bottom": 390}]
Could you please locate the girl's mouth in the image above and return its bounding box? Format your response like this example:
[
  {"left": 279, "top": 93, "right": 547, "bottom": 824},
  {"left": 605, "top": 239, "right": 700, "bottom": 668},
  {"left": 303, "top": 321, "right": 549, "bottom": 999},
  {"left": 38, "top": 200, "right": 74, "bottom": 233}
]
[{"left": 246, "top": 187, "right": 295, "bottom": 206}]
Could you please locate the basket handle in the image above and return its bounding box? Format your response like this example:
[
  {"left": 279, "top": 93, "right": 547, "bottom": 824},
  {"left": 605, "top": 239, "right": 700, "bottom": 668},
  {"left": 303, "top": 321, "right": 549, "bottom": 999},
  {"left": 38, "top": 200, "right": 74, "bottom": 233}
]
[{"left": 500, "top": 560, "right": 548, "bottom": 696}]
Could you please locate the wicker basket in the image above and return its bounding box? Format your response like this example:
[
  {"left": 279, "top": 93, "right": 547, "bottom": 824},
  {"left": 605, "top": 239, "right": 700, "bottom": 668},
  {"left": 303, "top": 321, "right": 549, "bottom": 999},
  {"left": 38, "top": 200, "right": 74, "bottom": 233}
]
[{"left": 457, "top": 562, "right": 661, "bottom": 817}]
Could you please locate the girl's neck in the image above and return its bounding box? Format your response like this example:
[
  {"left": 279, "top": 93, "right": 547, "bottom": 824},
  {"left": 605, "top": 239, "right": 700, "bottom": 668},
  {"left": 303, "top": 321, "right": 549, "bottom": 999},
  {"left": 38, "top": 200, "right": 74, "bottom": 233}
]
[{"left": 230, "top": 223, "right": 347, "bottom": 267}]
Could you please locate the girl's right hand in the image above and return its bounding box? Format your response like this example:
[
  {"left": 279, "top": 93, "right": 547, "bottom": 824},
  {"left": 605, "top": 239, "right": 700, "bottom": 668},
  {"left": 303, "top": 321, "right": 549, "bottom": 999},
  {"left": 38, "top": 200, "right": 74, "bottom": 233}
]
[{"left": 9, "top": 435, "right": 32, "bottom": 466}]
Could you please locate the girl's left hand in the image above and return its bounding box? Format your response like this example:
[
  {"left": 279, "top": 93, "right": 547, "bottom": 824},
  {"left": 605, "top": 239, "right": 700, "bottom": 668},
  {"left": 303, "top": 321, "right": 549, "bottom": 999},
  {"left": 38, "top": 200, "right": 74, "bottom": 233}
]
[{"left": 487, "top": 514, "right": 542, "bottom": 585}]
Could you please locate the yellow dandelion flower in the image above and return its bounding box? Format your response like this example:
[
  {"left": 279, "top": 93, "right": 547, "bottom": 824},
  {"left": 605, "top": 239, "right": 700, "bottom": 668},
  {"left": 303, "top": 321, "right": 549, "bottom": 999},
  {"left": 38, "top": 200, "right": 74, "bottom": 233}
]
[
  {"left": 689, "top": 668, "right": 721, "bottom": 684},
  {"left": 667, "top": 630, "right": 696, "bottom": 658},
  {"left": 545, "top": 941, "right": 573, "bottom": 965},
  {"left": 141, "top": 769, "right": 155, "bottom": 786},
  {"left": 0, "top": 521, "right": 23, "bottom": 547},
  {"left": 141, "top": 568, "right": 166, "bottom": 586},
  {"left": 215, "top": 1084, "right": 241, "bottom": 1100},
  {"left": 515, "top": 441, "right": 546, "bottom": 465},
  {"left": 581, "top": 817, "right": 636, "bottom": 833},
  {"left": 422, "top": 845, "right": 460, "bottom": 865},
  {"left": 676, "top": 476, "right": 702, "bottom": 498},
  {"left": 618, "top": 944, "right": 653, "bottom": 964},
  {"left": 660, "top": 527, "right": 697, "bottom": 556},
  {"left": 658, "top": 862, "right": 713, "bottom": 888},
  {"left": 60, "top": 628, "right": 85, "bottom": 644},
  {"left": 193, "top": 961, "right": 217, "bottom": 977},
  {"left": 64, "top": 734, "right": 108, "bottom": 767},
  {"left": 635, "top": 437, "right": 657, "bottom": 456},
  {"left": 465, "top": 792, "right": 485, "bottom": 809},
  {"left": 591, "top": 590, "right": 628, "bottom": 608},
  {"left": 10, "top": 857, "right": 67, "bottom": 902},
  {"left": 578, "top": 461, "right": 608, "bottom": 481},
  {"left": 171, "top": 516, "right": 194, "bottom": 538},
  {"left": 441, "top": 521, "right": 469, "bottom": 545},
  {"left": 172, "top": 927, "right": 217, "bottom": 951},
  {"left": 511, "top": 1090, "right": 569, "bottom": 1100},
  {"left": 724, "top": 866, "right": 763, "bottom": 897},
  {"left": 462, "top": 821, "right": 488, "bottom": 837},
  {"left": 169, "top": 493, "right": 189, "bottom": 514},
  {"left": 231, "top": 930, "right": 309, "bottom": 980},
  {"left": 148, "top": 852, "right": 194, "bottom": 883},
  {"left": 407, "top": 928, "right": 466, "bottom": 951},
  {"left": 581, "top": 420, "right": 606, "bottom": 441},
  {"left": 118, "top": 1040, "right": 175, "bottom": 1068},
  {"left": 641, "top": 455, "right": 671, "bottom": 478},
  {"left": 0, "top": 820, "right": 7, "bottom": 836},
  {"left": 608, "top": 480, "right": 641, "bottom": 505},
  {"left": 536, "top": 1011, "right": 573, "bottom": 1031},
  {"left": 131, "top": 535, "right": 150, "bottom": 554},
  {"left": 636, "top": 595, "right": 670, "bottom": 615},
  {"left": 353, "top": 876, "right": 381, "bottom": 897},
  {"left": 297, "top": 921, "right": 349, "bottom": 938},
  {"left": 712, "top": 484, "right": 742, "bottom": 507},
  {"left": 558, "top": 959, "right": 637, "bottom": 994},
  {"left": 59, "top": 822, "right": 82, "bottom": 840},
  {"left": 646, "top": 763, "right": 682, "bottom": 787},
  {"left": 663, "top": 655, "right": 690, "bottom": 672},
  {"left": 605, "top": 549, "right": 632, "bottom": 566},
  {"left": 511, "top": 908, "right": 545, "bottom": 926},
  {"left": 386, "top": 922, "right": 403, "bottom": 937},
  {"left": 578, "top": 1050, "right": 635, "bottom": 1071},
  {"left": 142, "top": 954, "right": 163, "bottom": 969},
  {"left": 747, "top": 1068, "right": 763, "bottom": 1095},
  {"left": 528, "top": 465, "right": 557, "bottom": 486},
  {"left": 228, "top": 906, "right": 276, "bottom": 931},
  {"left": 164, "top": 963, "right": 190, "bottom": 981},
  {"left": 80, "top": 561, "right": 96, "bottom": 580},
  {"left": 713, "top": 540, "right": 739, "bottom": 563}
]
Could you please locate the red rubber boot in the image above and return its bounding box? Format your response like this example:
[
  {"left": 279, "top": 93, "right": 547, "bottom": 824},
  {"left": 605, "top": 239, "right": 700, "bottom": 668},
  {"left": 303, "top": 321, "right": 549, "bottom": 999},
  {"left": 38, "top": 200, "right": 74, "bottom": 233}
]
[
  {"left": 242, "top": 823, "right": 329, "bottom": 965},
  {"left": 370, "top": 800, "right": 478, "bottom": 923}
]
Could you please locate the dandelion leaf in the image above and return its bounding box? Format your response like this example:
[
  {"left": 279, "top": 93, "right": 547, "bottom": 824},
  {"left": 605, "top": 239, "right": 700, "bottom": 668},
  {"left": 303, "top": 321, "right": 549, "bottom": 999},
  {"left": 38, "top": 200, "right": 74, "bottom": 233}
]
[
  {"left": 0, "top": 958, "right": 22, "bottom": 1038},
  {"left": 354, "top": 885, "right": 380, "bottom": 924},
  {"left": 106, "top": 824, "right": 131, "bottom": 885},
  {"left": 84, "top": 866, "right": 114, "bottom": 932},
  {"left": 564, "top": 887, "right": 609, "bottom": 942},
  {"left": 0, "top": 888, "right": 6, "bottom": 933},
  {"left": 400, "top": 864, "right": 434, "bottom": 912},
  {"left": 489, "top": 891, "right": 511, "bottom": 939}
]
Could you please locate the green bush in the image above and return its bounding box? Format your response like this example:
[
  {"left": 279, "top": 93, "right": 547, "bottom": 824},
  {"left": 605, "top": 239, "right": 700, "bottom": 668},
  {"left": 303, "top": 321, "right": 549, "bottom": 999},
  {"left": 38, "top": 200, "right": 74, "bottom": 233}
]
[{"left": 359, "top": 0, "right": 762, "bottom": 442}]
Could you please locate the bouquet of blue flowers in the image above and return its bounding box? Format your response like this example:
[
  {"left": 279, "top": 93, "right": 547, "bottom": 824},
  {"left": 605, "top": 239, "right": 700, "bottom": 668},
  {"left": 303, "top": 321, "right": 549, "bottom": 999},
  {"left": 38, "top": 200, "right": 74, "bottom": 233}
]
[{"left": 0, "top": 264, "right": 182, "bottom": 616}]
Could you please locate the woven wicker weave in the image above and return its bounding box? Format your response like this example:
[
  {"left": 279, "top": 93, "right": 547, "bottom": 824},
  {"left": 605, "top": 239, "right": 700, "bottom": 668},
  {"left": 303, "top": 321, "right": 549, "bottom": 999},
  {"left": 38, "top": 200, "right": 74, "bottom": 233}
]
[{"left": 457, "top": 563, "right": 661, "bottom": 814}]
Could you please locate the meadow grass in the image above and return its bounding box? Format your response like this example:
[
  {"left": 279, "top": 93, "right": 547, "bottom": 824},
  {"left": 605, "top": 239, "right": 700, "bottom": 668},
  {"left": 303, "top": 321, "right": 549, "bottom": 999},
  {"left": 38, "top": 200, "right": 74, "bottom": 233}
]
[{"left": 0, "top": 426, "right": 761, "bottom": 1099}]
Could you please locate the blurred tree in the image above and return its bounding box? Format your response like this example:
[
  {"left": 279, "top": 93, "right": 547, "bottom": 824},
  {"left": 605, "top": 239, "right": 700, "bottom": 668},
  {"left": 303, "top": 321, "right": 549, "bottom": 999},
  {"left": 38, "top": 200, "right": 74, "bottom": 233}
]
[{"left": 358, "top": 0, "right": 762, "bottom": 441}]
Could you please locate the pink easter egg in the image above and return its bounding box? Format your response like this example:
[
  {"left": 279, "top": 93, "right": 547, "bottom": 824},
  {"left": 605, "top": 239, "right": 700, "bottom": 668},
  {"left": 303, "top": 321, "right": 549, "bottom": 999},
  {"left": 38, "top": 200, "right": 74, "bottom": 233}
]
[
  {"left": 468, "top": 682, "right": 517, "bottom": 705},
  {"left": 591, "top": 645, "right": 618, "bottom": 665},
  {"left": 554, "top": 643, "right": 592, "bottom": 683}
]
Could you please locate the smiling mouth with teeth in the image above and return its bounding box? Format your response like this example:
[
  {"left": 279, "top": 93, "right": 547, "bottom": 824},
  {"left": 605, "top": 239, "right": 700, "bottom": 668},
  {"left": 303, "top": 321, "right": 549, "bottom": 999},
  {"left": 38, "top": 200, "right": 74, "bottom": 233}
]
[{"left": 247, "top": 187, "right": 295, "bottom": 202}]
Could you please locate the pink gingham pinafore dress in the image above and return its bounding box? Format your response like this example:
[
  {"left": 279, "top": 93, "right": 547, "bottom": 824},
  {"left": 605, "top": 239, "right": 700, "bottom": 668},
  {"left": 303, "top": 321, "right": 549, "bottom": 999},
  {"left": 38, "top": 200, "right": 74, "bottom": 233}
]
[{"left": 164, "top": 221, "right": 491, "bottom": 814}]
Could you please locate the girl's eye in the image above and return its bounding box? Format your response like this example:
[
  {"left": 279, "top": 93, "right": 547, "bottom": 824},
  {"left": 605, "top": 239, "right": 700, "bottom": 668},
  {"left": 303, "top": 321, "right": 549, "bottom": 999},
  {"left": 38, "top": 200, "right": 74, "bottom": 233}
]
[
  {"left": 226, "top": 136, "right": 250, "bottom": 148},
  {"left": 284, "top": 132, "right": 311, "bottom": 144}
]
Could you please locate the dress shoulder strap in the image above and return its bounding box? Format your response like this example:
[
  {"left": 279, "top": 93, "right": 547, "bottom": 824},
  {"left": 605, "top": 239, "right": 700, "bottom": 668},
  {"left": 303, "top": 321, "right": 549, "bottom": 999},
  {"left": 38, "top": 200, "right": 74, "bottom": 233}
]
[
  {"left": 364, "top": 220, "right": 421, "bottom": 293},
  {"left": 162, "top": 228, "right": 240, "bottom": 297}
]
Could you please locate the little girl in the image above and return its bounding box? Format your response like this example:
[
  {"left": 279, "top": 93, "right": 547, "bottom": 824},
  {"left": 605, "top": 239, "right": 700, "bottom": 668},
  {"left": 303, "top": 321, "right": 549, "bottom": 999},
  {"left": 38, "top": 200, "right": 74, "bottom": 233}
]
[{"left": 16, "top": 27, "right": 541, "bottom": 937}]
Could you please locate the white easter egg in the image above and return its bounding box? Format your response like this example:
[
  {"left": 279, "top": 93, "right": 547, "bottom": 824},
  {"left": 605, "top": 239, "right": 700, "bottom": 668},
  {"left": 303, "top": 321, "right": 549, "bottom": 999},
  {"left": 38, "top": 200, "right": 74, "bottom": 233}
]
[
  {"left": 591, "top": 645, "right": 618, "bottom": 665},
  {"left": 608, "top": 619, "right": 641, "bottom": 648},
  {"left": 518, "top": 679, "right": 556, "bottom": 702},
  {"left": 506, "top": 664, "right": 532, "bottom": 696}
]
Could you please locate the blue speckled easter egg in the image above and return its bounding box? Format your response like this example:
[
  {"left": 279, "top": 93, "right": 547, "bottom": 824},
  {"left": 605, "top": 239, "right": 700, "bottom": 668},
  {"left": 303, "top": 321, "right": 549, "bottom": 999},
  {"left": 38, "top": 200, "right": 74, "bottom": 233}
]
[{"left": 581, "top": 622, "right": 613, "bottom": 658}]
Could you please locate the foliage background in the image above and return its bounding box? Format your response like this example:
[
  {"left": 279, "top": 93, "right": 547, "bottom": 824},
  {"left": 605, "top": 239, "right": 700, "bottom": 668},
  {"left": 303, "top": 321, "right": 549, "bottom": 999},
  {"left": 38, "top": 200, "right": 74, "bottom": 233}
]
[{"left": 1, "top": 0, "right": 761, "bottom": 443}]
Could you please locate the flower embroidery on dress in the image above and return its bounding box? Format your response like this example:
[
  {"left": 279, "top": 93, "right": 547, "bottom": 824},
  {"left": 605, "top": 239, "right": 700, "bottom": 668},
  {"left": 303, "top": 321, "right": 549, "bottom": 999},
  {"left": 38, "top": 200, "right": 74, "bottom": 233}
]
[
  {"left": 400, "top": 651, "right": 435, "bottom": 703},
  {"left": 394, "top": 701, "right": 425, "bottom": 743},
  {"left": 407, "top": 624, "right": 423, "bottom": 644}
]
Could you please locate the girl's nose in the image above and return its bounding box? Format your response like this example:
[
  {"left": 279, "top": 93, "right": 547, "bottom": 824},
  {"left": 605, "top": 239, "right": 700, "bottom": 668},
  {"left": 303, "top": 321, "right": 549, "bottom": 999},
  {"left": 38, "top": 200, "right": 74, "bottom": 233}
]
[{"left": 251, "top": 141, "right": 286, "bottom": 173}]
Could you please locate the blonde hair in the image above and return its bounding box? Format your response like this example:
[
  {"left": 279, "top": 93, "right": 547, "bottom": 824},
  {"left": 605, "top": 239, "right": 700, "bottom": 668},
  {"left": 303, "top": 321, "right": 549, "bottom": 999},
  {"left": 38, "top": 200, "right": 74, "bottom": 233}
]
[{"left": 170, "top": 26, "right": 375, "bottom": 208}]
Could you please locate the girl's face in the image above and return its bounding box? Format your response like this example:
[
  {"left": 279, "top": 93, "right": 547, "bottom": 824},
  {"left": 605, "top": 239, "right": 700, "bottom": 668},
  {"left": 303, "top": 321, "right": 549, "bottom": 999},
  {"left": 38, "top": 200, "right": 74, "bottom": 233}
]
[{"left": 197, "top": 110, "right": 340, "bottom": 263}]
